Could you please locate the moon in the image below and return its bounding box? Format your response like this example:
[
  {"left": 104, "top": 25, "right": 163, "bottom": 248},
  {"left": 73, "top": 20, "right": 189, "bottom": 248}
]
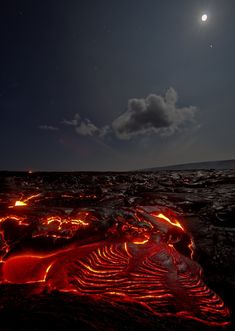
[{"left": 201, "top": 14, "right": 208, "bottom": 22}]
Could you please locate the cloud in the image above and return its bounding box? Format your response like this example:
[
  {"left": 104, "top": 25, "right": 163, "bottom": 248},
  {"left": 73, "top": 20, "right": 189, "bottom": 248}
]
[
  {"left": 112, "top": 88, "right": 197, "bottom": 139},
  {"left": 63, "top": 113, "right": 110, "bottom": 137},
  {"left": 63, "top": 88, "right": 198, "bottom": 140},
  {"left": 39, "top": 125, "right": 59, "bottom": 131},
  {"left": 62, "top": 114, "right": 80, "bottom": 126}
]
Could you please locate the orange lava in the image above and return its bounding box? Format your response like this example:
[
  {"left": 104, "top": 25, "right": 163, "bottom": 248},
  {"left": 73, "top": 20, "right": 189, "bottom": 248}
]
[
  {"left": 153, "top": 212, "right": 184, "bottom": 231},
  {"left": 10, "top": 193, "right": 41, "bottom": 208},
  {"left": 14, "top": 201, "right": 27, "bottom": 207},
  {"left": 0, "top": 207, "right": 230, "bottom": 327}
]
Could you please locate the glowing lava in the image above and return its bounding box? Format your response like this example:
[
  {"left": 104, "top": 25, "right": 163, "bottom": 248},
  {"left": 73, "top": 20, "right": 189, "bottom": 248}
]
[
  {"left": 14, "top": 200, "right": 27, "bottom": 207},
  {"left": 11, "top": 193, "right": 41, "bottom": 208},
  {"left": 0, "top": 206, "right": 230, "bottom": 327},
  {"left": 153, "top": 212, "right": 184, "bottom": 231}
]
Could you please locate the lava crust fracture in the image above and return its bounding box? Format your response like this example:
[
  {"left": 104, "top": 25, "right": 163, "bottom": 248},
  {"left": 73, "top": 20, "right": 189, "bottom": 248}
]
[{"left": 0, "top": 200, "right": 230, "bottom": 327}]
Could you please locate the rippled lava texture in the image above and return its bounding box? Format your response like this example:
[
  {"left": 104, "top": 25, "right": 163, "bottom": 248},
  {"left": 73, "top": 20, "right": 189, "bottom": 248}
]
[{"left": 0, "top": 170, "right": 234, "bottom": 331}]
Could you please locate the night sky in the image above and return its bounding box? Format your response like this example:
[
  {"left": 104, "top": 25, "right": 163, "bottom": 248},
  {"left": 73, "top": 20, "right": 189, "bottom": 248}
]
[{"left": 1, "top": 0, "right": 234, "bottom": 171}]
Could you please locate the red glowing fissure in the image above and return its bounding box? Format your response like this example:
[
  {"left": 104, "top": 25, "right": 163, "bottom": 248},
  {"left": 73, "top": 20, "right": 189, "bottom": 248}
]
[{"left": 0, "top": 195, "right": 230, "bottom": 326}]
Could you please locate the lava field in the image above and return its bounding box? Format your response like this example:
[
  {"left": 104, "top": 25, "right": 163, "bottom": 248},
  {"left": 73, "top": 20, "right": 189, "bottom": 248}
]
[{"left": 0, "top": 170, "right": 234, "bottom": 331}]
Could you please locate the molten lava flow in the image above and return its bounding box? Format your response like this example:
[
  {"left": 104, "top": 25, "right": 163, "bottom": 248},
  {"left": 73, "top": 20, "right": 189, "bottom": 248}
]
[
  {"left": 11, "top": 193, "right": 41, "bottom": 208},
  {"left": 0, "top": 215, "right": 27, "bottom": 225},
  {"left": 132, "top": 238, "right": 149, "bottom": 245},
  {"left": 152, "top": 212, "right": 184, "bottom": 231},
  {"left": 0, "top": 207, "right": 230, "bottom": 326},
  {"left": 14, "top": 201, "right": 27, "bottom": 207},
  {"left": 24, "top": 193, "right": 41, "bottom": 203}
]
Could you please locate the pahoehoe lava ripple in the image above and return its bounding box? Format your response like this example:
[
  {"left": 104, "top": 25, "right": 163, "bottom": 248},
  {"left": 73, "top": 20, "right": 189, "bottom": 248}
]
[{"left": 0, "top": 199, "right": 230, "bottom": 328}]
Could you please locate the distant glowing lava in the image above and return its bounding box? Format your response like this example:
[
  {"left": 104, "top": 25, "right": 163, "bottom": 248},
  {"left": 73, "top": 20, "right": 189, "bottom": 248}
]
[
  {"left": 10, "top": 193, "right": 41, "bottom": 208},
  {"left": 14, "top": 200, "right": 27, "bottom": 207}
]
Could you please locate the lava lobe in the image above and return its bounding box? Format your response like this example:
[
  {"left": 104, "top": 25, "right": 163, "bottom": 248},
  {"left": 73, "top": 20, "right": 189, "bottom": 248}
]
[{"left": 0, "top": 203, "right": 230, "bottom": 327}]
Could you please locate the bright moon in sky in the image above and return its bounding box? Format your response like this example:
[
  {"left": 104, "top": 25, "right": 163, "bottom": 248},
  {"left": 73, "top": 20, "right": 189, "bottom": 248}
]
[{"left": 201, "top": 14, "right": 208, "bottom": 22}]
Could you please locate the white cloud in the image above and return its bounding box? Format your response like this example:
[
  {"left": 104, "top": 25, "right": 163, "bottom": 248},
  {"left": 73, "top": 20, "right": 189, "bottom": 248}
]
[
  {"left": 39, "top": 125, "right": 59, "bottom": 131},
  {"left": 63, "top": 88, "right": 198, "bottom": 140}
]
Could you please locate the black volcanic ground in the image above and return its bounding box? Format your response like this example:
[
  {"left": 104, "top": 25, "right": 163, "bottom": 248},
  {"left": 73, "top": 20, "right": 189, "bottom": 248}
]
[{"left": 0, "top": 170, "right": 234, "bottom": 331}]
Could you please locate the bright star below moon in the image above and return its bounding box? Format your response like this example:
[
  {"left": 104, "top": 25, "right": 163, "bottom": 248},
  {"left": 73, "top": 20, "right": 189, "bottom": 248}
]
[{"left": 201, "top": 14, "right": 208, "bottom": 22}]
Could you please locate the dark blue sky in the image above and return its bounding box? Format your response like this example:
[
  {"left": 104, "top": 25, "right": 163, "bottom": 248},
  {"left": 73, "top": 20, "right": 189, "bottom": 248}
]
[{"left": 1, "top": 0, "right": 234, "bottom": 171}]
